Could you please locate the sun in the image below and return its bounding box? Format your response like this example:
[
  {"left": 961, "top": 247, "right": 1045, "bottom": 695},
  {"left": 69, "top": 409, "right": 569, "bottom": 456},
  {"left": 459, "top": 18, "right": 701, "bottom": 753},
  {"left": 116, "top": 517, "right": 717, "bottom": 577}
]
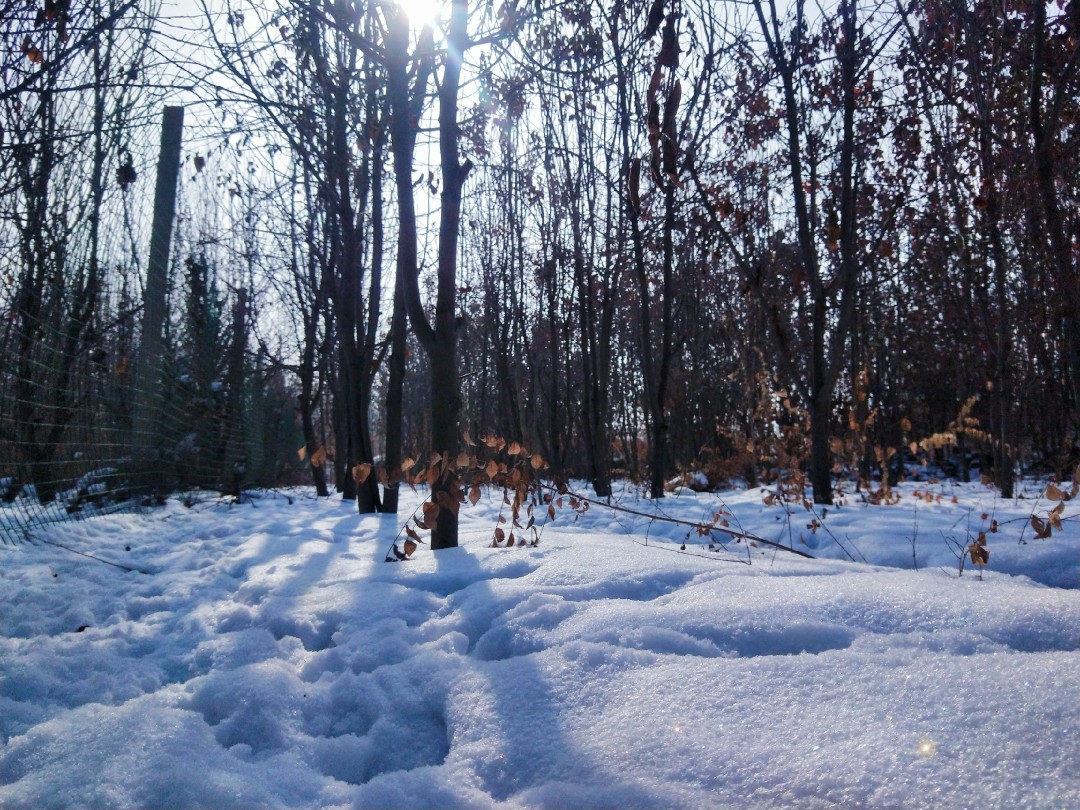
[{"left": 395, "top": 0, "right": 443, "bottom": 27}]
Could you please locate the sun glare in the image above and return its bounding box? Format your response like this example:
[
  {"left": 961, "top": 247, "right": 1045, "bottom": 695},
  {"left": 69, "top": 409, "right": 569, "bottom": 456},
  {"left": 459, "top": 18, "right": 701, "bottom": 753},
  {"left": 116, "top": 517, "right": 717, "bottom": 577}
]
[{"left": 396, "top": 0, "right": 443, "bottom": 27}]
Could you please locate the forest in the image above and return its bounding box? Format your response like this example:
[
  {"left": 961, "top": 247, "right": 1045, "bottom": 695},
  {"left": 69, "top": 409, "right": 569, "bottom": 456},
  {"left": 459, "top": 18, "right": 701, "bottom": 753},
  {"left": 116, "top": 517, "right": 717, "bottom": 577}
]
[{"left": 2, "top": 0, "right": 1078, "bottom": 548}]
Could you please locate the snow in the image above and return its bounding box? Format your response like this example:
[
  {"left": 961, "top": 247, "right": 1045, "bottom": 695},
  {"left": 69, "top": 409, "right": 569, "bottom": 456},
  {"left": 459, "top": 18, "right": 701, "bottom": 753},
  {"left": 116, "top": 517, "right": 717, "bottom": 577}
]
[{"left": 2, "top": 480, "right": 1078, "bottom": 809}]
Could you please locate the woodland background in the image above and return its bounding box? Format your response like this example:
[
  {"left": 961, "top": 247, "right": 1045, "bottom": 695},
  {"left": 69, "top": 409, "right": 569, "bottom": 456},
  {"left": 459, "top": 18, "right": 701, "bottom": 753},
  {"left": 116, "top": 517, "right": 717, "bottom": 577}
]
[{"left": 2, "top": 0, "right": 1078, "bottom": 547}]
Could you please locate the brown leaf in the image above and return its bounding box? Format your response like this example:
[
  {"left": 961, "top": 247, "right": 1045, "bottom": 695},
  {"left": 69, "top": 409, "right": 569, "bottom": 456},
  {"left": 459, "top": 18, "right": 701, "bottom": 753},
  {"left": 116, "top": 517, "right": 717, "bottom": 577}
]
[
  {"left": 469, "top": 484, "right": 482, "bottom": 506},
  {"left": 455, "top": 451, "right": 472, "bottom": 469},
  {"left": 647, "top": 65, "right": 663, "bottom": 105},
  {"left": 23, "top": 37, "right": 43, "bottom": 64},
  {"left": 643, "top": 0, "right": 664, "bottom": 39},
  {"left": 403, "top": 538, "right": 418, "bottom": 557},
  {"left": 628, "top": 157, "right": 641, "bottom": 214},
  {"left": 662, "top": 79, "right": 681, "bottom": 139},
  {"left": 436, "top": 489, "right": 460, "bottom": 517},
  {"left": 530, "top": 453, "right": 545, "bottom": 470},
  {"left": 657, "top": 15, "right": 680, "bottom": 67},
  {"left": 297, "top": 446, "right": 307, "bottom": 461},
  {"left": 1045, "top": 483, "right": 1067, "bottom": 501},
  {"left": 1030, "top": 515, "right": 1052, "bottom": 539},
  {"left": 311, "top": 446, "right": 327, "bottom": 467},
  {"left": 647, "top": 97, "right": 661, "bottom": 140},
  {"left": 352, "top": 463, "right": 372, "bottom": 484},
  {"left": 484, "top": 459, "right": 499, "bottom": 479},
  {"left": 494, "top": 527, "right": 505, "bottom": 545}
]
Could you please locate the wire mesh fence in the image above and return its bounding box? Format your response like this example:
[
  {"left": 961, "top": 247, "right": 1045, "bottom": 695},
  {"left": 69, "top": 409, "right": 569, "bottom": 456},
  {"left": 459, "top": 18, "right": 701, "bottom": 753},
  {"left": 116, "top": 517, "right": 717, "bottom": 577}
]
[
  {"left": 1, "top": 87, "right": 302, "bottom": 546},
  {"left": 0, "top": 242, "right": 303, "bottom": 546}
]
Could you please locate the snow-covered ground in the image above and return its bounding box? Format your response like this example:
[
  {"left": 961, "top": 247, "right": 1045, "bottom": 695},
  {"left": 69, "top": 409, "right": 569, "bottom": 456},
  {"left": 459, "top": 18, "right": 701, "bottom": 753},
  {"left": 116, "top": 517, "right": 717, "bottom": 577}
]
[{"left": 2, "top": 479, "right": 1078, "bottom": 809}]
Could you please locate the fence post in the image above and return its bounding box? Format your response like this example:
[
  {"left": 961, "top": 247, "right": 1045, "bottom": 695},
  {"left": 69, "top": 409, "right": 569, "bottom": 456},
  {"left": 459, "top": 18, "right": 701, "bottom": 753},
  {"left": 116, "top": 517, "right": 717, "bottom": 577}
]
[{"left": 132, "top": 105, "right": 184, "bottom": 497}]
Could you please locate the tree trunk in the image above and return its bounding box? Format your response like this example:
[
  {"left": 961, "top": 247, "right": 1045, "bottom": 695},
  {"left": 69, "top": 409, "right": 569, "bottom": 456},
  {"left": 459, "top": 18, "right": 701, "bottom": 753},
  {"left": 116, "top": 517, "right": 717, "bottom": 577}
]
[{"left": 382, "top": 266, "right": 407, "bottom": 514}]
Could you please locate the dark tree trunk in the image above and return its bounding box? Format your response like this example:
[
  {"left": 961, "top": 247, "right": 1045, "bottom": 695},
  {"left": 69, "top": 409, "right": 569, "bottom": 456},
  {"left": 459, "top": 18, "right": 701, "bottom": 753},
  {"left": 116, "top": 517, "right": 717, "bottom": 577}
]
[{"left": 382, "top": 266, "right": 408, "bottom": 514}]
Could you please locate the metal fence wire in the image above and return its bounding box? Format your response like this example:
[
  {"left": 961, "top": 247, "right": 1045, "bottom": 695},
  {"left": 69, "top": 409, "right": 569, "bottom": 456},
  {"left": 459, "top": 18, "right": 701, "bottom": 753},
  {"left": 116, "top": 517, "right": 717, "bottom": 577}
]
[{"left": 1, "top": 49, "right": 301, "bottom": 546}]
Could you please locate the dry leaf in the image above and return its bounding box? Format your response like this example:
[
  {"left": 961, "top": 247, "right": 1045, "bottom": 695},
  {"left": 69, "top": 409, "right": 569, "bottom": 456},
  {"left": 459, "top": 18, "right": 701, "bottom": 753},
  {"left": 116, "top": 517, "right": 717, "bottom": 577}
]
[
  {"left": 1030, "top": 515, "right": 1052, "bottom": 539},
  {"left": 968, "top": 541, "right": 989, "bottom": 566},
  {"left": 352, "top": 463, "right": 372, "bottom": 483},
  {"left": 1045, "top": 483, "right": 1067, "bottom": 501}
]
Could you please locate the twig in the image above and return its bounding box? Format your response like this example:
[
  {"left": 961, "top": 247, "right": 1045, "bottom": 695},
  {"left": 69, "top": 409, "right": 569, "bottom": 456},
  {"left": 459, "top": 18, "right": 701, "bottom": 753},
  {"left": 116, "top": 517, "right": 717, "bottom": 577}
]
[
  {"left": 804, "top": 503, "right": 862, "bottom": 562},
  {"left": 911, "top": 503, "right": 920, "bottom": 571},
  {"left": 25, "top": 535, "right": 150, "bottom": 574},
  {"left": 544, "top": 485, "right": 815, "bottom": 559}
]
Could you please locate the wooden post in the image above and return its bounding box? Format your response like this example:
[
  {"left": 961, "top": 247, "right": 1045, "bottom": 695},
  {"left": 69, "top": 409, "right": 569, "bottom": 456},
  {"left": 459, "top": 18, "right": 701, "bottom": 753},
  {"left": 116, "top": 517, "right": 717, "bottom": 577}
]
[{"left": 132, "top": 106, "right": 184, "bottom": 496}]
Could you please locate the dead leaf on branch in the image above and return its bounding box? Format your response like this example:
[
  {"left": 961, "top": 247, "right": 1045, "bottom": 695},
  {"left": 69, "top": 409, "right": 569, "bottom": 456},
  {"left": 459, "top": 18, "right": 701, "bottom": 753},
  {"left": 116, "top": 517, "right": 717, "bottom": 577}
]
[
  {"left": 628, "top": 157, "right": 642, "bottom": 214},
  {"left": 1048, "top": 503, "right": 1064, "bottom": 531},
  {"left": 23, "top": 37, "right": 43, "bottom": 64},
  {"left": 1045, "top": 483, "right": 1067, "bottom": 500},
  {"left": 643, "top": 0, "right": 665, "bottom": 39},
  {"left": 968, "top": 538, "right": 989, "bottom": 566},
  {"left": 435, "top": 489, "right": 461, "bottom": 517},
  {"left": 657, "top": 14, "right": 680, "bottom": 68},
  {"left": 1030, "top": 515, "right": 1053, "bottom": 539}
]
